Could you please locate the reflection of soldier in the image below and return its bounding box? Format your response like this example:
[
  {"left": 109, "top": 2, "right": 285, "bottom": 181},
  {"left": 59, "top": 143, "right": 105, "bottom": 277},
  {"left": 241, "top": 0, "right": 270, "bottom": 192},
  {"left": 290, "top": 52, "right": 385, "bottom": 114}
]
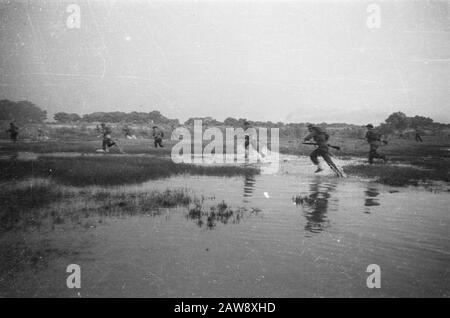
[
  {"left": 365, "top": 124, "right": 387, "bottom": 164},
  {"left": 242, "top": 173, "right": 256, "bottom": 203},
  {"left": 6, "top": 123, "right": 19, "bottom": 143},
  {"left": 364, "top": 183, "right": 380, "bottom": 208},
  {"left": 302, "top": 177, "right": 337, "bottom": 234}
]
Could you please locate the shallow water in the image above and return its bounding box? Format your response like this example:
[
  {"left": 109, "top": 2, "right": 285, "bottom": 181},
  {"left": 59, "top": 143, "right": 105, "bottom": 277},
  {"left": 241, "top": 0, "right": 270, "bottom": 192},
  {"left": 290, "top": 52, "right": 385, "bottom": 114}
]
[{"left": 0, "top": 156, "right": 449, "bottom": 297}]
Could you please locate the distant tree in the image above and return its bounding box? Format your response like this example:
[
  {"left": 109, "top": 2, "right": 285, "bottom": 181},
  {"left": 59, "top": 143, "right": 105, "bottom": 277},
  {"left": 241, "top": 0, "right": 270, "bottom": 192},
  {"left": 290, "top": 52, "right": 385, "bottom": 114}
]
[
  {"left": 82, "top": 112, "right": 126, "bottom": 123},
  {"left": 128, "top": 111, "right": 147, "bottom": 123},
  {"left": 237, "top": 118, "right": 248, "bottom": 126},
  {"left": 383, "top": 112, "right": 436, "bottom": 134},
  {"left": 82, "top": 112, "right": 103, "bottom": 122},
  {"left": 148, "top": 110, "right": 164, "bottom": 123},
  {"left": 377, "top": 123, "right": 395, "bottom": 135},
  {"left": 384, "top": 111, "right": 410, "bottom": 132},
  {"left": 0, "top": 99, "right": 47, "bottom": 123},
  {"left": 184, "top": 117, "right": 222, "bottom": 126},
  {"left": 54, "top": 112, "right": 81, "bottom": 123},
  {"left": 223, "top": 117, "right": 240, "bottom": 126},
  {"left": 409, "top": 115, "right": 433, "bottom": 129},
  {"left": 80, "top": 110, "right": 179, "bottom": 126}
]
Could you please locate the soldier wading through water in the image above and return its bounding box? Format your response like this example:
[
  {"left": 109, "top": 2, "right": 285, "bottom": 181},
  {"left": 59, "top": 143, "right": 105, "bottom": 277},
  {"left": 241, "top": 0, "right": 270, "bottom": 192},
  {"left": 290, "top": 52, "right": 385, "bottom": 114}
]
[
  {"left": 303, "top": 124, "right": 339, "bottom": 173},
  {"left": 365, "top": 124, "right": 387, "bottom": 164}
]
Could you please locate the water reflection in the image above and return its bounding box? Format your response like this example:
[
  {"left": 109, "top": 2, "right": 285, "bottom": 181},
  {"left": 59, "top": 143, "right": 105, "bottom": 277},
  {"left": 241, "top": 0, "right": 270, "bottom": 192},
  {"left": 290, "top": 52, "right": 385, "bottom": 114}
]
[
  {"left": 364, "top": 183, "right": 381, "bottom": 213},
  {"left": 294, "top": 177, "right": 338, "bottom": 234},
  {"left": 243, "top": 173, "right": 256, "bottom": 203}
]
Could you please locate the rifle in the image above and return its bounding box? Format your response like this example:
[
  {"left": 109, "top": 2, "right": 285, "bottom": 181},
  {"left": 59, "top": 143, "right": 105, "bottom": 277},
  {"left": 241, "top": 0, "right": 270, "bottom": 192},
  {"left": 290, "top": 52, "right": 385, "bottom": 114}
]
[{"left": 302, "top": 142, "right": 341, "bottom": 151}]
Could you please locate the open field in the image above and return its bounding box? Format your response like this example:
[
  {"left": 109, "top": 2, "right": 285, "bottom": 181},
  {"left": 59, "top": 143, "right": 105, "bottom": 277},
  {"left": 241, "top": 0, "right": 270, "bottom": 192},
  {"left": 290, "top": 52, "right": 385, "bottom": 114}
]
[
  {"left": 1, "top": 132, "right": 448, "bottom": 186},
  {"left": 2, "top": 132, "right": 448, "bottom": 156}
]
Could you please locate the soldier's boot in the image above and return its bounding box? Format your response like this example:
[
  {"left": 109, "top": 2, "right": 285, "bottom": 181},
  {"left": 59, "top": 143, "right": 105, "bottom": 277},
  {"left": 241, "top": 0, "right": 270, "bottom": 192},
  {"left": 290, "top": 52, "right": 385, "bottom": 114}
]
[{"left": 315, "top": 162, "right": 324, "bottom": 173}]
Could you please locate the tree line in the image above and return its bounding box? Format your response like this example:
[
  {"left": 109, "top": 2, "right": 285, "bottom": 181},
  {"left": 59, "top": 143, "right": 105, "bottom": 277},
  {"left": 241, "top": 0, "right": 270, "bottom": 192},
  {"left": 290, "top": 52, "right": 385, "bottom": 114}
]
[
  {"left": 378, "top": 111, "right": 446, "bottom": 134},
  {"left": 0, "top": 100, "right": 47, "bottom": 123},
  {"left": 0, "top": 99, "right": 447, "bottom": 135},
  {"left": 54, "top": 110, "right": 179, "bottom": 126}
]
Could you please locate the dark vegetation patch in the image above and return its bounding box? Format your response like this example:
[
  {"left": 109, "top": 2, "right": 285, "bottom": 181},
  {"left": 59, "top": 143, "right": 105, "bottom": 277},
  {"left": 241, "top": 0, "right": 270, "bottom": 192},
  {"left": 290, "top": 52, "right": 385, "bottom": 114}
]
[
  {"left": 0, "top": 156, "right": 259, "bottom": 186},
  {"left": 0, "top": 181, "right": 260, "bottom": 233},
  {"left": 92, "top": 189, "right": 194, "bottom": 215},
  {"left": 187, "top": 200, "right": 261, "bottom": 229},
  {"left": 0, "top": 184, "right": 196, "bottom": 231},
  {"left": 0, "top": 140, "right": 175, "bottom": 155},
  {"left": 0, "top": 183, "right": 74, "bottom": 231}
]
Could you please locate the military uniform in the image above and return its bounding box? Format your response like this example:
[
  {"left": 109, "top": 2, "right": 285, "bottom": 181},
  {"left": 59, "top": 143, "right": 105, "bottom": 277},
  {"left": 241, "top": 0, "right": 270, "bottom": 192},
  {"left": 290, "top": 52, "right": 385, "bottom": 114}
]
[
  {"left": 304, "top": 127, "right": 334, "bottom": 168},
  {"left": 123, "top": 126, "right": 131, "bottom": 137},
  {"left": 365, "top": 129, "right": 386, "bottom": 164},
  {"left": 152, "top": 128, "right": 164, "bottom": 148},
  {"left": 243, "top": 123, "right": 255, "bottom": 150},
  {"left": 415, "top": 130, "right": 423, "bottom": 142},
  {"left": 100, "top": 125, "right": 116, "bottom": 151},
  {"left": 6, "top": 124, "right": 18, "bottom": 142}
]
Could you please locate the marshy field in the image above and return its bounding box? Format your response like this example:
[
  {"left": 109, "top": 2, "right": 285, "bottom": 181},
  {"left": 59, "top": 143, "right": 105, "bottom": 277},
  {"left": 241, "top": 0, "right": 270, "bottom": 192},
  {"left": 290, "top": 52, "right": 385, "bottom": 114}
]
[{"left": 0, "top": 134, "right": 448, "bottom": 297}]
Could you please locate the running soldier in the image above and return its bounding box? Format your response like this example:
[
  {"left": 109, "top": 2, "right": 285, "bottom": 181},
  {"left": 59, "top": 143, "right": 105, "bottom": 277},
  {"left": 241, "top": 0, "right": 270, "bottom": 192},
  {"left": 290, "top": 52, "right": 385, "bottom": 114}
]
[
  {"left": 99, "top": 123, "right": 117, "bottom": 152},
  {"left": 243, "top": 121, "right": 254, "bottom": 154},
  {"left": 37, "top": 128, "right": 49, "bottom": 141},
  {"left": 243, "top": 121, "right": 266, "bottom": 161},
  {"left": 123, "top": 125, "right": 137, "bottom": 139},
  {"left": 365, "top": 124, "right": 387, "bottom": 164},
  {"left": 414, "top": 129, "right": 423, "bottom": 142},
  {"left": 304, "top": 124, "right": 339, "bottom": 173},
  {"left": 6, "top": 122, "right": 18, "bottom": 143},
  {"left": 152, "top": 126, "right": 164, "bottom": 148}
]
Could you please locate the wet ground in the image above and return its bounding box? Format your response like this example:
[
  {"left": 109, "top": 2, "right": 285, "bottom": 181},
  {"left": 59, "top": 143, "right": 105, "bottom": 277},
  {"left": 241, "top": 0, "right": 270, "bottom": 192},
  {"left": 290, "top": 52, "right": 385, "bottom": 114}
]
[{"left": 0, "top": 155, "right": 448, "bottom": 297}]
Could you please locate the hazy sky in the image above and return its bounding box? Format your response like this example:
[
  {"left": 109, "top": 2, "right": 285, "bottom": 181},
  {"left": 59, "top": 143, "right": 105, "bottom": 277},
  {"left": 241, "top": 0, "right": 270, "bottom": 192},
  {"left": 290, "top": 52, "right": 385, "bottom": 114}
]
[{"left": 0, "top": 0, "right": 449, "bottom": 124}]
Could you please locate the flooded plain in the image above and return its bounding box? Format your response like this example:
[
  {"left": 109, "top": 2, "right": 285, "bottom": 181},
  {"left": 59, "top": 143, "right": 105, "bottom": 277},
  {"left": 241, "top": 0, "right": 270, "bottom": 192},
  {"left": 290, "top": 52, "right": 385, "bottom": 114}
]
[{"left": 0, "top": 155, "right": 448, "bottom": 297}]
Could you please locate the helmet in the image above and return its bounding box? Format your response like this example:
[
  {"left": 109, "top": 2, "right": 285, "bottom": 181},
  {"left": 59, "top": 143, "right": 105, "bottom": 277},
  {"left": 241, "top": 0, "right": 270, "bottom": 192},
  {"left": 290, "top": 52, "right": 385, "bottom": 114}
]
[{"left": 366, "top": 124, "right": 374, "bottom": 128}]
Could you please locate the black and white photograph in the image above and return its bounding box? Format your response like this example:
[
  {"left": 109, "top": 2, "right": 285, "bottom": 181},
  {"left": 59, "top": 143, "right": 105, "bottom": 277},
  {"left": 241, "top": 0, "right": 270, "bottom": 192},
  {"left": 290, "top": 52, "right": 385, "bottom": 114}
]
[{"left": 0, "top": 0, "right": 448, "bottom": 301}]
